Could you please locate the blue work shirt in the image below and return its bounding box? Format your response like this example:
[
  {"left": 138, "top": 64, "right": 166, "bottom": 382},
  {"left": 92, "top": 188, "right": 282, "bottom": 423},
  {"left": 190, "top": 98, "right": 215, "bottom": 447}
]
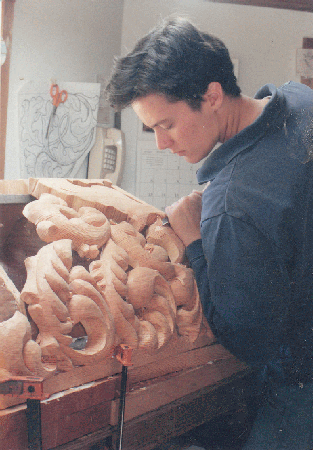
[{"left": 186, "top": 82, "right": 313, "bottom": 386}]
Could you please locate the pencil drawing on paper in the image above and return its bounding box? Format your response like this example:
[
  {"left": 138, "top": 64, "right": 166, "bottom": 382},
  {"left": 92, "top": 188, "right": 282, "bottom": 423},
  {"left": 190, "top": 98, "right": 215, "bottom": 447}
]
[{"left": 19, "top": 82, "right": 100, "bottom": 178}]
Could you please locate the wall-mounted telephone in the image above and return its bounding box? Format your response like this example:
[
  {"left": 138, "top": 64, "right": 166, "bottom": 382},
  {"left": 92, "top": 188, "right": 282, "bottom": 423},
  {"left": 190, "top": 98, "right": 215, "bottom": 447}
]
[{"left": 87, "top": 127, "right": 125, "bottom": 186}]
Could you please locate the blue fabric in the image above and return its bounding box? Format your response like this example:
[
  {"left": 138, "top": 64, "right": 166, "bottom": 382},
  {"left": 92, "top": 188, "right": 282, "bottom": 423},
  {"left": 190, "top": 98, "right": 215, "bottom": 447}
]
[
  {"left": 242, "top": 382, "right": 313, "bottom": 449},
  {"left": 186, "top": 82, "right": 313, "bottom": 387}
]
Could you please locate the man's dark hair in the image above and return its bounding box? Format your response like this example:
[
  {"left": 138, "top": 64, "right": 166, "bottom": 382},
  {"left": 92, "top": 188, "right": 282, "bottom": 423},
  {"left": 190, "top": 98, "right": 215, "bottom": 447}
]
[{"left": 105, "top": 17, "right": 241, "bottom": 111}]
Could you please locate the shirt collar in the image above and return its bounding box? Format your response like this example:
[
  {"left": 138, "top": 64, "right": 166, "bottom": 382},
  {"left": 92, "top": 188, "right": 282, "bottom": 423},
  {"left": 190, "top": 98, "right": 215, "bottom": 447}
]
[{"left": 197, "top": 84, "right": 287, "bottom": 184}]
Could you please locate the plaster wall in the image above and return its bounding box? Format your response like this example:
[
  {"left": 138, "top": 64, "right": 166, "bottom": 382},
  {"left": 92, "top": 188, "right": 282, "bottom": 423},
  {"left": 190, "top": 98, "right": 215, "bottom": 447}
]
[
  {"left": 5, "top": 0, "right": 124, "bottom": 179},
  {"left": 120, "top": 0, "right": 313, "bottom": 195}
]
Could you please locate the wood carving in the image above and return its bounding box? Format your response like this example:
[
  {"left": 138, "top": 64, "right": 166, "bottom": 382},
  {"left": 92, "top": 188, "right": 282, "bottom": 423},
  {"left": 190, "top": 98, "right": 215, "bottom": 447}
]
[
  {"left": 0, "top": 178, "right": 213, "bottom": 406},
  {"left": 23, "top": 193, "right": 111, "bottom": 259},
  {"left": 146, "top": 216, "right": 185, "bottom": 264}
]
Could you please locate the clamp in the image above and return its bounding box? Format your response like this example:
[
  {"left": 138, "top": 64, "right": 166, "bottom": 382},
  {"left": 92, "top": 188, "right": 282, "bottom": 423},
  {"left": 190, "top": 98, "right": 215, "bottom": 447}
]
[
  {"left": 112, "top": 344, "right": 133, "bottom": 450},
  {"left": 0, "top": 376, "right": 49, "bottom": 450}
]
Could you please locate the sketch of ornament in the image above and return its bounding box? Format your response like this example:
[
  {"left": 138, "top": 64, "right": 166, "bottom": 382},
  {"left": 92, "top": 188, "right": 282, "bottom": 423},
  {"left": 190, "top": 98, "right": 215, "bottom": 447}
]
[
  {"left": 19, "top": 82, "right": 100, "bottom": 178},
  {"left": 23, "top": 193, "right": 111, "bottom": 259}
]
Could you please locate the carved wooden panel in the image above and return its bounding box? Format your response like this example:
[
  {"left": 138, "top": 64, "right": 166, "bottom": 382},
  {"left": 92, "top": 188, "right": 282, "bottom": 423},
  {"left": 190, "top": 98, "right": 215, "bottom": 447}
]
[{"left": 0, "top": 179, "right": 216, "bottom": 409}]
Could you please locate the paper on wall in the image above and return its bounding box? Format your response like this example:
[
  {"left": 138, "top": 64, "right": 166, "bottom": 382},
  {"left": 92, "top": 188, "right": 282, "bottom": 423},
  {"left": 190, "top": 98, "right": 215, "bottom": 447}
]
[{"left": 18, "top": 81, "right": 100, "bottom": 178}]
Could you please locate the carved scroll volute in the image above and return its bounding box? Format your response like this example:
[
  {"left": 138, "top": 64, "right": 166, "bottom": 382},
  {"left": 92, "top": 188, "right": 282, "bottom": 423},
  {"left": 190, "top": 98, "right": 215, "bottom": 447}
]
[
  {"left": 127, "top": 267, "right": 177, "bottom": 351},
  {"left": 90, "top": 239, "right": 140, "bottom": 349},
  {"left": 21, "top": 239, "right": 74, "bottom": 372},
  {"left": 0, "top": 266, "right": 55, "bottom": 379},
  {"left": 169, "top": 265, "right": 204, "bottom": 342},
  {"left": 146, "top": 216, "right": 185, "bottom": 264},
  {"left": 23, "top": 193, "right": 111, "bottom": 259},
  {"left": 0, "top": 311, "right": 33, "bottom": 379},
  {"left": 110, "top": 221, "right": 176, "bottom": 280},
  {"left": 56, "top": 266, "right": 116, "bottom": 365}
]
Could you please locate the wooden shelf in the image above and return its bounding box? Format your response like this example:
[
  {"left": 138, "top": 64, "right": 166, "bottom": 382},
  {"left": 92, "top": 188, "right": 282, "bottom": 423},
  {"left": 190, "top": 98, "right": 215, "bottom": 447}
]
[{"left": 206, "top": 0, "right": 313, "bottom": 13}]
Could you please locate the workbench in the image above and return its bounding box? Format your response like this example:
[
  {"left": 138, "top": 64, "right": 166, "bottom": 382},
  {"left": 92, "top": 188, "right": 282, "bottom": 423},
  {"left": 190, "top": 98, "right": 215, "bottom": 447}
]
[
  {"left": 0, "top": 180, "right": 254, "bottom": 449},
  {"left": 1, "top": 347, "right": 252, "bottom": 450}
]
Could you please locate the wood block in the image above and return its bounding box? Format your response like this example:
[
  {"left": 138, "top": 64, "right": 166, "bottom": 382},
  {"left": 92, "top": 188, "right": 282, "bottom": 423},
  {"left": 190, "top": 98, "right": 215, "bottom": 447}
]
[
  {"left": 0, "top": 404, "right": 28, "bottom": 450},
  {"left": 0, "top": 179, "right": 29, "bottom": 195},
  {"left": 110, "top": 356, "right": 247, "bottom": 425},
  {"left": 41, "top": 376, "right": 117, "bottom": 449},
  {"left": 0, "top": 376, "right": 117, "bottom": 450}
]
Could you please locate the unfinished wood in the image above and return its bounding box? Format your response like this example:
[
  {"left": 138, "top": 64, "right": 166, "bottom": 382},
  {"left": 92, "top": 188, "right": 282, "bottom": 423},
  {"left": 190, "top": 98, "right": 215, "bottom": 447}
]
[
  {"left": 0, "top": 327, "right": 213, "bottom": 410},
  {"left": 0, "top": 178, "right": 216, "bottom": 420},
  {"left": 28, "top": 178, "right": 165, "bottom": 232},
  {"left": 117, "top": 370, "right": 253, "bottom": 450},
  {"left": 110, "top": 357, "right": 247, "bottom": 425},
  {"left": 0, "top": 179, "right": 29, "bottom": 195},
  {"left": 146, "top": 216, "right": 185, "bottom": 264},
  {"left": 0, "top": 365, "right": 251, "bottom": 450},
  {"left": 49, "top": 369, "right": 252, "bottom": 450},
  {"left": 128, "top": 343, "right": 236, "bottom": 386},
  {"left": 0, "top": 263, "right": 24, "bottom": 320},
  {"left": 0, "top": 376, "right": 116, "bottom": 450},
  {"left": 23, "top": 193, "right": 111, "bottom": 258},
  {"left": 206, "top": 0, "right": 313, "bottom": 13},
  {"left": 40, "top": 376, "right": 116, "bottom": 450}
]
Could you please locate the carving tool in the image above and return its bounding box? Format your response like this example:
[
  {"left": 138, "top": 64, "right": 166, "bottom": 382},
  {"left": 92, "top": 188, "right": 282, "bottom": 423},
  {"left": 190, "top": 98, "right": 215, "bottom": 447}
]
[
  {"left": 162, "top": 215, "right": 171, "bottom": 226},
  {"left": 112, "top": 344, "right": 133, "bottom": 450},
  {"left": 0, "top": 376, "right": 49, "bottom": 450},
  {"left": 45, "top": 84, "right": 68, "bottom": 138}
]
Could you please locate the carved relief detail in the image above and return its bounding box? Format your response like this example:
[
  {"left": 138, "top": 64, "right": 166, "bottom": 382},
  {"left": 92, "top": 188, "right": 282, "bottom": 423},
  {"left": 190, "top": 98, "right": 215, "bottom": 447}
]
[
  {"left": 23, "top": 193, "right": 111, "bottom": 259},
  {"left": 0, "top": 180, "right": 208, "bottom": 383}
]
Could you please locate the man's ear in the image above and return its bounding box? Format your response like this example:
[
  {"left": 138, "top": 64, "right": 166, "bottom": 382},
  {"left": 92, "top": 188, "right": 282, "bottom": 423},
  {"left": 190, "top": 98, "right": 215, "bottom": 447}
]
[{"left": 202, "top": 82, "right": 224, "bottom": 111}]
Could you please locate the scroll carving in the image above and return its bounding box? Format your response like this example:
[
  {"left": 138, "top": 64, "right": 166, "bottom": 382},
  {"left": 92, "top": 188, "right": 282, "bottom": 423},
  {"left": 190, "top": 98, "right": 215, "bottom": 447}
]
[
  {"left": 0, "top": 179, "right": 211, "bottom": 391},
  {"left": 23, "top": 193, "right": 111, "bottom": 259}
]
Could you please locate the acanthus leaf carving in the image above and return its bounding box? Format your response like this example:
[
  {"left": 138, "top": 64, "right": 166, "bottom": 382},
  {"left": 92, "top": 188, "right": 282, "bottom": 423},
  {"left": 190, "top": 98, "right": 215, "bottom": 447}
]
[{"left": 0, "top": 179, "right": 212, "bottom": 389}]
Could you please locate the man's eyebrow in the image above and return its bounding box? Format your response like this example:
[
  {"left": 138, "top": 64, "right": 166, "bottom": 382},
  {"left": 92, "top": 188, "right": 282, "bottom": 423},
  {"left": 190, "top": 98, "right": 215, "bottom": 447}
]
[{"left": 150, "top": 118, "right": 171, "bottom": 129}]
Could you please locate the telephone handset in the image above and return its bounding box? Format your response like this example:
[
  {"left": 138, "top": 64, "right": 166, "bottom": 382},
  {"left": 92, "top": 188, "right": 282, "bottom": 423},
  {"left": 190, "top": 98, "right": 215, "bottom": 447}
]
[{"left": 87, "top": 127, "right": 125, "bottom": 186}]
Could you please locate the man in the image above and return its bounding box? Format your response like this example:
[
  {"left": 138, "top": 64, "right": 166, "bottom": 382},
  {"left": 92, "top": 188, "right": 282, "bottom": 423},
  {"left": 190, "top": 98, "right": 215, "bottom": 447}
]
[{"left": 105, "top": 17, "right": 313, "bottom": 449}]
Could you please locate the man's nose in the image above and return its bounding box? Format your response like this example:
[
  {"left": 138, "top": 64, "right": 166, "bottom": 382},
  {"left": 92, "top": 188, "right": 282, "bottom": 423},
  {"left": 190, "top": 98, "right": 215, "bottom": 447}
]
[{"left": 155, "top": 129, "right": 173, "bottom": 150}]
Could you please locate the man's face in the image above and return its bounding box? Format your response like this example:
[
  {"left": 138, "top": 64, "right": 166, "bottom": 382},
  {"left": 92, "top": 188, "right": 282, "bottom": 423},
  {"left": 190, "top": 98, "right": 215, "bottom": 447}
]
[{"left": 132, "top": 93, "right": 221, "bottom": 164}]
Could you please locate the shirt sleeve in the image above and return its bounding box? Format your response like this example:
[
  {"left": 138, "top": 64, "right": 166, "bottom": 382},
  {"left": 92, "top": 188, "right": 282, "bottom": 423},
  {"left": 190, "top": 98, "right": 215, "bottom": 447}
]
[{"left": 186, "top": 212, "right": 291, "bottom": 370}]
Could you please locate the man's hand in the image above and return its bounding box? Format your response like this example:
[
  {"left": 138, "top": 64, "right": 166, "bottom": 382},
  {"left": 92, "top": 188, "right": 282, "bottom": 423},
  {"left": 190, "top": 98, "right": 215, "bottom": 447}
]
[{"left": 165, "top": 191, "right": 202, "bottom": 247}]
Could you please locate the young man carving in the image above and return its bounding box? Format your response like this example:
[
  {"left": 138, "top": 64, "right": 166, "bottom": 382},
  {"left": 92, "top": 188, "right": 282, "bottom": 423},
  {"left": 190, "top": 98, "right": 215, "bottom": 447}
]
[{"left": 106, "top": 17, "right": 313, "bottom": 449}]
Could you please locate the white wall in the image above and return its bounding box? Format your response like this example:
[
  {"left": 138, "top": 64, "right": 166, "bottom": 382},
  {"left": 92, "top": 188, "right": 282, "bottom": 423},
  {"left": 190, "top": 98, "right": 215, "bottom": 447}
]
[
  {"left": 5, "top": 0, "right": 124, "bottom": 179},
  {"left": 120, "top": 0, "right": 313, "bottom": 194},
  {"left": 6, "top": 0, "right": 313, "bottom": 189}
]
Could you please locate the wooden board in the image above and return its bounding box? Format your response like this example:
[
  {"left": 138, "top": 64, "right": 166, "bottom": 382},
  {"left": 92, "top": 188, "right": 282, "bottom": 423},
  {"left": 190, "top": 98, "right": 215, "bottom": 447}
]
[
  {"left": 207, "top": 0, "right": 313, "bottom": 13},
  {"left": 0, "top": 333, "right": 215, "bottom": 410},
  {"left": 0, "top": 376, "right": 117, "bottom": 450},
  {"left": 0, "top": 361, "right": 250, "bottom": 450},
  {"left": 111, "top": 355, "right": 247, "bottom": 425}
]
